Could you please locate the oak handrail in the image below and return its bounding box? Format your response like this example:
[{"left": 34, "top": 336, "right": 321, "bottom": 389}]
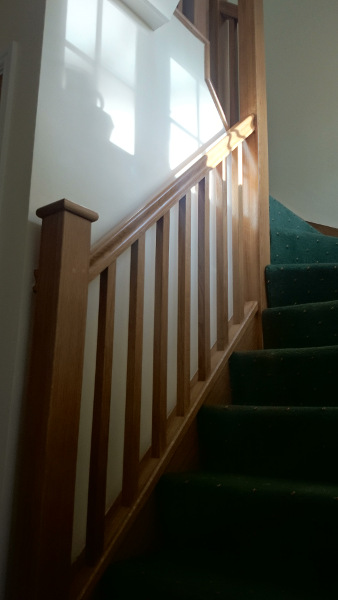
[{"left": 89, "top": 114, "right": 255, "bottom": 281}]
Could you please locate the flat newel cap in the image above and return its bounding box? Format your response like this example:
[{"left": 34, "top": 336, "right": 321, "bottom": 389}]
[{"left": 36, "top": 199, "right": 99, "bottom": 223}]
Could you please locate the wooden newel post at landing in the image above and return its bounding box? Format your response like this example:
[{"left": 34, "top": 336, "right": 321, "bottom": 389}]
[
  {"left": 18, "top": 199, "right": 98, "bottom": 600},
  {"left": 238, "top": 0, "right": 270, "bottom": 311}
]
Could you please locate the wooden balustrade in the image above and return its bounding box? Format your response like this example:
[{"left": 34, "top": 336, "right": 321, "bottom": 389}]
[{"left": 17, "top": 2, "right": 269, "bottom": 599}]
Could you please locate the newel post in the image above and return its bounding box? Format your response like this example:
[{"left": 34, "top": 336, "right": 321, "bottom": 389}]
[
  {"left": 17, "top": 200, "right": 98, "bottom": 599},
  {"left": 238, "top": 0, "right": 270, "bottom": 310}
]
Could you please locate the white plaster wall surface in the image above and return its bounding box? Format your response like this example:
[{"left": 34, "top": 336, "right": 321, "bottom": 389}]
[
  {"left": 264, "top": 0, "right": 338, "bottom": 227},
  {"left": 0, "top": 1, "right": 46, "bottom": 597},
  {"left": 29, "top": 0, "right": 225, "bottom": 242}
]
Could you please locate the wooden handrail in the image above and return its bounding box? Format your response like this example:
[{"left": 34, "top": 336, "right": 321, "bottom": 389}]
[
  {"left": 220, "top": 1, "right": 238, "bottom": 20},
  {"left": 89, "top": 114, "right": 255, "bottom": 282}
]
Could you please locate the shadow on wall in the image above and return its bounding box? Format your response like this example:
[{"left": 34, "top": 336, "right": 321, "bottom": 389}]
[{"left": 63, "top": 69, "right": 114, "bottom": 142}]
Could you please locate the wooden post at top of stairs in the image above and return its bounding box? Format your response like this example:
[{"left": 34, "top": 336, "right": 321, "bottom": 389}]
[{"left": 238, "top": 0, "right": 270, "bottom": 311}]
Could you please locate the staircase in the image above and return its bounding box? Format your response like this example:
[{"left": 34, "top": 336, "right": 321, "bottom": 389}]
[{"left": 96, "top": 197, "right": 338, "bottom": 599}]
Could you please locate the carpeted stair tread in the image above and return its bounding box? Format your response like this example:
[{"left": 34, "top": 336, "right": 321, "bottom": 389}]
[
  {"left": 269, "top": 197, "right": 338, "bottom": 264},
  {"left": 269, "top": 196, "right": 318, "bottom": 235},
  {"left": 157, "top": 471, "right": 338, "bottom": 557},
  {"left": 262, "top": 299, "right": 338, "bottom": 348},
  {"left": 270, "top": 230, "right": 338, "bottom": 264},
  {"left": 97, "top": 546, "right": 325, "bottom": 599},
  {"left": 197, "top": 405, "right": 338, "bottom": 483},
  {"left": 229, "top": 344, "right": 338, "bottom": 406},
  {"left": 265, "top": 263, "right": 338, "bottom": 307}
]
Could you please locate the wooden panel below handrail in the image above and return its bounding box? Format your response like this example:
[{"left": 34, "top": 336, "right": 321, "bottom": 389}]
[{"left": 86, "top": 263, "right": 116, "bottom": 564}]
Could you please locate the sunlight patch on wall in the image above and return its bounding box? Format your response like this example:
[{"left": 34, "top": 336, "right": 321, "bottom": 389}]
[
  {"left": 169, "top": 123, "right": 199, "bottom": 170},
  {"left": 65, "top": 0, "right": 137, "bottom": 155},
  {"left": 66, "top": 0, "right": 98, "bottom": 58},
  {"left": 169, "top": 58, "right": 199, "bottom": 169},
  {"left": 169, "top": 57, "right": 225, "bottom": 170}
]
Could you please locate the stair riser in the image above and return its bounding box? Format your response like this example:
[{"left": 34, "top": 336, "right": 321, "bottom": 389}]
[
  {"left": 198, "top": 406, "right": 338, "bottom": 483},
  {"left": 265, "top": 264, "right": 338, "bottom": 307},
  {"left": 262, "top": 300, "right": 338, "bottom": 349},
  {"left": 229, "top": 346, "right": 338, "bottom": 406},
  {"left": 157, "top": 472, "right": 338, "bottom": 557}
]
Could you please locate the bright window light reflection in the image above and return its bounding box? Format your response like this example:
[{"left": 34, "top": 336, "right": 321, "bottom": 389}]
[
  {"left": 170, "top": 59, "right": 198, "bottom": 135},
  {"left": 66, "top": 0, "right": 98, "bottom": 58},
  {"left": 169, "top": 58, "right": 225, "bottom": 171},
  {"left": 65, "top": 0, "right": 136, "bottom": 155},
  {"left": 169, "top": 123, "right": 198, "bottom": 170},
  {"left": 169, "top": 58, "right": 199, "bottom": 169}
]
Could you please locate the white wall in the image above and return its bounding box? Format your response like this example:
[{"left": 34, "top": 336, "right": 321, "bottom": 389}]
[
  {"left": 0, "top": 1, "right": 46, "bottom": 597},
  {"left": 264, "top": 0, "right": 338, "bottom": 227},
  {"left": 29, "top": 0, "right": 225, "bottom": 241}
]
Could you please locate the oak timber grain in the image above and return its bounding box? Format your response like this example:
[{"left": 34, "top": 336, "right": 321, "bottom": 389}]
[
  {"left": 206, "top": 114, "right": 255, "bottom": 168},
  {"left": 308, "top": 222, "right": 338, "bottom": 237},
  {"left": 215, "top": 160, "right": 229, "bottom": 349},
  {"left": 232, "top": 146, "right": 245, "bottom": 324},
  {"left": 228, "top": 17, "right": 239, "bottom": 126},
  {"left": 198, "top": 175, "right": 211, "bottom": 380},
  {"left": 70, "top": 302, "right": 259, "bottom": 600},
  {"left": 193, "top": 0, "right": 209, "bottom": 40},
  {"left": 122, "top": 236, "right": 145, "bottom": 506},
  {"left": 17, "top": 200, "right": 97, "bottom": 600},
  {"left": 152, "top": 214, "right": 170, "bottom": 458},
  {"left": 209, "top": 0, "right": 220, "bottom": 90},
  {"left": 89, "top": 117, "right": 254, "bottom": 281},
  {"left": 238, "top": 0, "right": 270, "bottom": 309},
  {"left": 86, "top": 263, "right": 116, "bottom": 563},
  {"left": 220, "top": 0, "right": 238, "bottom": 20},
  {"left": 177, "top": 193, "right": 191, "bottom": 416}
]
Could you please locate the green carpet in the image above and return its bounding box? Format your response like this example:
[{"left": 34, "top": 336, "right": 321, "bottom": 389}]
[{"left": 97, "top": 198, "right": 338, "bottom": 599}]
